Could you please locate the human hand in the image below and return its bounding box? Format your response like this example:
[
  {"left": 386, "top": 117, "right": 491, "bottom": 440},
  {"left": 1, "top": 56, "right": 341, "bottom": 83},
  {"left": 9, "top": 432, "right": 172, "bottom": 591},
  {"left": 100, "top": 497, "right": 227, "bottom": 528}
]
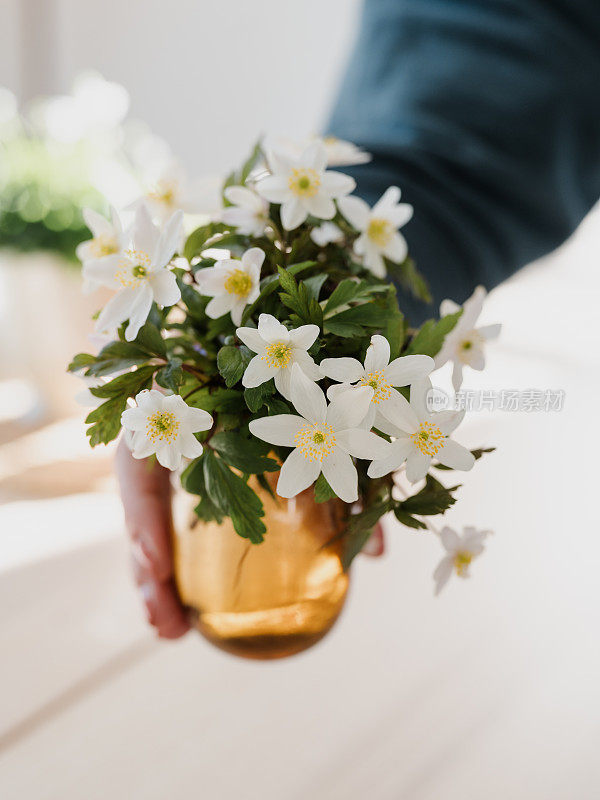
[{"left": 116, "top": 439, "right": 385, "bottom": 639}]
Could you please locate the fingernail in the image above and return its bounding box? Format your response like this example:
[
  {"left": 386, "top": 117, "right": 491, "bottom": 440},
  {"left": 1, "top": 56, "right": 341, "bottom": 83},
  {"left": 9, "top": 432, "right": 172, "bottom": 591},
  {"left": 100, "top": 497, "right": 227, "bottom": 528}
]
[{"left": 131, "top": 541, "right": 153, "bottom": 570}]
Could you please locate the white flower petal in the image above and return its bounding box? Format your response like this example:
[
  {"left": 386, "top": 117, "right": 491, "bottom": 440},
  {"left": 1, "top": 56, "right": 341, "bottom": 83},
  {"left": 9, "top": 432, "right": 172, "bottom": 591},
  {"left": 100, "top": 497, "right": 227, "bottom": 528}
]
[
  {"left": 434, "top": 409, "right": 465, "bottom": 435},
  {"left": 205, "top": 293, "right": 236, "bottom": 319},
  {"left": 82, "top": 255, "right": 122, "bottom": 290},
  {"left": 256, "top": 174, "right": 290, "bottom": 204},
  {"left": 335, "top": 429, "right": 388, "bottom": 460},
  {"left": 178, "top": 431, "right": 204, "bottom": 459},
  {"left": 156, "top": 442, "right": 182, "bottom": 471},
  {"left": 185, "top": 405, "right": 213, "bottom": 431},
  {"left": 249, "top": 414, "right": 305, "bottom": 447},
  {"left": 299, "top": 141, "right": 327, "bottom": 172},
  {"left": 95, "top": 286, "right": 137, "bottom": 334},
  {"left": 280, "top": 197, "right": 307, "bottom": 230},
  {"left": 288, "top": 324, "right": 319, "bottom": 350},
  {"left": 241, "top": 247, "right": 265, "bottom": 273},
  {"left": 372, "top": 186, "right": 401, "bottom": 214},
  {"left": 274, "top": 366, "right": 293, "bottom": 400},
  {"left": 386, "top": 203, "right": 413, "bottom": 228},
  {"left": 195, "top": 267, "right": 227, "bottom": 296},
  {"left": 257, "top": 313, "right": 289, "bottom": 343},
  {"left": 235, "top": 326, "right": 265, "bottom": 352},
  {"left": 382, "top": 232, "right": 408, "bottom": 264},
  {"left": 125, "top": 283, "right": 154, "bottom": 341},
  {"left": 367, "top": 438, "right": 413, "bottom": 478},
  {"left": 440, "top": 526, "right": 461, "bottom": 552},
  {"left": 82, "top": 207, "right": 113, "bottom": 237},
  {"left": 436, "top": 439, "right": 475, "bottom": 471},
  {"left": 364, "top": 334, "right": 390, "bottom": 373},
  {"left": 120, "top": 407, "right": 148, "bottom": 431},
  {"left": 292, "top": 350, "right": 321, "bottom": 381},
  {"left": 364, "top": 248, "right": 387, "bottom": 278},
  {"left": 434, "top": 556, "right": 454, "bottom": 595},
  {"left": 384, "top": 354, "right": 434, "bottom": 387},
  {"left": 409, "top": 378, "right": 433, "bottom": 422},
  {"left": 303, "top": 194, "right": 335, "bottom": 219},
  {"left": 224, "top": 185, "right": 264, "bottom": 211},
  {"left": 319, "top": 171, "right": 356, "bottom": 197},
  {"left": 242, "top": 354, "right": 277, "bottom": 388},
  {"left": 132, "top": 204, "right": 160, "bottom": 260},
  {"left": 230, "top": 299, "right": 248, "bottom": 326},
  {"left": 452, "top": 362, "right": 464, "bottom": 392},
  {"left": 461, "top": 285, "right": 486, "bottom": 329},
  {"left": 277, "top": 448, "right": 321, "bottom": 497},
  {"left": 156, "top": 209, "right": 184, "bottom": 267},
  {"left": 150, "top": 269, "right": 181, "bottom": 307},
  {"left": 326, "top": 386, "right": 373, "bottom": 430},
  {"left": 321, "top": 448, "right": 358, "bottom": 503},
  {"left": 478, "top": 323, "right": 501, "bottom": 340},
  {"left": 338, "top": 195, "right": 370, "bottom": 231},
  {"left": 319, "top": 356, "right": 364, "bottom": 384},
  {"left": 378, "top": 390, "right": 420, "bottom": 433},
  {"left": 405, "top": 450, "right": 432, "bottom": 483},
  {"left": 289, "top": 363, "right": 326, "bottom": 424}
]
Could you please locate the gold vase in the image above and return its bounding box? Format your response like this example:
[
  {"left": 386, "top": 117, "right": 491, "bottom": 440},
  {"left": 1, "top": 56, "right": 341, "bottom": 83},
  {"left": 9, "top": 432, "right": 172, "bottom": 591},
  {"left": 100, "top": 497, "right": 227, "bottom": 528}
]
[{"left": 172, "top": 478, "right": 350, "bottom": 660}]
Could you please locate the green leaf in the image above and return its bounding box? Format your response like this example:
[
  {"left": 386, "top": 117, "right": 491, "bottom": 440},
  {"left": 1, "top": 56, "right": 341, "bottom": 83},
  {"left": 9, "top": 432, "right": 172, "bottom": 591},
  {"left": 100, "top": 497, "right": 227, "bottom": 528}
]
[
  {"left": 181, "top": 456, "right": 225, "bottom": 523},
  {"left": 304, "top": 273, "right": 328, "bottom": 302},
  {"left": 203, "top": 450, "right": 266, "bottom": 543},
  {"left": 314, "top": 473, "right": 336, "bottom": 503},
  {"left": 89, "top": 365, "right": 156, "bottom": 399},
  {"left": 133, "top": 322, "right": 167, "bottom": 358},
  {"left": 211, "top": 431, "right": 279, "bottom": 473},
  {"left": 217, "top": 345, "right": 252, "bottom": 388},
  {"left": 323, "top": 320, "right": 363, "bottom": 338},
  {"left": 239, "top": 139, "right": 263, "bottom": 184},
  {"left": 67, "top": 353, "right": 95, "bottom": 373},
  {"left": 342, "top": 500, "right": 390, "bottom": 570},
  {"left": 323, "top": 279, "right": 360, "bottom": 313},
  {"left": 405, "top": 310, "right": 463, "bottom": 357},
  {"left": 244, "top": 380, "right": 275, "bottom": 412},
  {"left": 186, "top": 386, "right": 245, "bottom": 413},
  {"left": 239, "top": 261, "right": 316, "bottom": 325},
  {"left": 398, "top": 475, "right": 460, "bottom": 516},
  {"left": 176, "top": 277, "right": 206, "bottom": 320},
  {"left": 155, "top": 358, "right": 184, "bottom": 393},
  {"left": 393, "top": 509, "right": 427, "bottom": 530},
  {"left": 392, "top": 256, "right": 431, "bottom": 303},
  {"left": 383, "top": 290, "right": 405, "bottom": 360},
  {"left": 184, "top": 222, "right": 227, "bottom": 261},
  {"left": 83, "top": 341, "right": 152, "bottom": 377},
  {"left": 84, "top": 395, "right": 128, "bottom": 447}
]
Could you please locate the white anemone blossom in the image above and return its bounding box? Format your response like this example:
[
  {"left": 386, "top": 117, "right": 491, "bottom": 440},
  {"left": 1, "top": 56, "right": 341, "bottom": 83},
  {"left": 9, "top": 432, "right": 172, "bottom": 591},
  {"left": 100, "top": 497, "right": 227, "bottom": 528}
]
[
  {"left": 320, "top": 136, "right": 372, "bottom": 166},
  {"left": 140, "top": 159, "right": 222, "bottom": 222},
  {"left": 338, "top": 187, "right": 413, "bottom": 278},
  {"left": 256, "top": 142, "right": 355, "bottom": 231},
  {"left": 368, "top": 377, "right": 475, "bottom": 483},
  {"left": 86, "top": 205, "right": 183, "bottom": 342},
  {"left": 310, "top": 221, "right": 344, "bottom": 247},
  {"left": 320, "top": 334, "right": 434, "bottom": 431},
  {"left": 435, "top": 286, "right": 501, "bottom": 391},
  {"left": 221, "top": 186, "right": 269, "bottom": 237},
  {"left": 249, "top": 364, "right": 387, "bottom": 502},
  {"left": 236, "top": 313, "right": 321, "bottom": 400},
  {"left": 433, "top": 525, "right": 491, "bottom": 595},
  {"left": 195, "top": 247, "right": 263, "bottom": 326},
  {"left": 78, "top": 206, "right": 127, "bottom": 294},
  {"left": 121, "top": 389, "right": 213, "bottom": 471}
]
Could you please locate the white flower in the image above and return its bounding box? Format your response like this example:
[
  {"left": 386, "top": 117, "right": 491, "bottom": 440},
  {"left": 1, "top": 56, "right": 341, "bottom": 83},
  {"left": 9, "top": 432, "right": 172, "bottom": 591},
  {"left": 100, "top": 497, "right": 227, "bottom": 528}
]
[
  {"left": 435, "top": 286, "right": 501, "bottom": 391},
  {"left": 433, "top": 525, "right": 491, "bottom": 595},
  {"left": 310, "top": 221, "right": 344, "bottom": 247},
  {"left": 338, "top": 187, "right": 413, "bottom": 278},
  {"left": 319, "top": 136, "right": 372, "bottom": 166},
  {"left": 320, "top": 334, "right": 434, "bottom": 430},
  {"left": 195, "top": 247, "right": 263, "bottom": 326},
  {"left": 368, "top": 377, "right": 475, "bottom": 483},
  {"left": 221, "top": 185, "right": 269, "bottom": 237},
  {"left": 140, "top": 159, "right": 220, "bottom": 222},
  {"left": 78, "top": 206, "right": 127, "bottom": 294},
  {"left": 121, "top": 389, "right": 213, "bottom": 471},
  {"left": 236, "top": 314, "right": 321, "bottom": 400},
  {"left": 85, "top": 205, "right": 183, "bottom": 342},
  {"left": 256, "top": 142, "right": 355, "bottom": 231},
  {"left": 249, "top": 364, "right": 387, "bottom": 502}
]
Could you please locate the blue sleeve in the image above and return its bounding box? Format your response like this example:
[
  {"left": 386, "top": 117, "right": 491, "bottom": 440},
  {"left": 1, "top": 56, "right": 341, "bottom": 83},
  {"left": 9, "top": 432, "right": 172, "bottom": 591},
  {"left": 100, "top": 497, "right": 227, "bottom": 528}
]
[{"left": 327, "top": 0, "right": 600, "bottom": 323}]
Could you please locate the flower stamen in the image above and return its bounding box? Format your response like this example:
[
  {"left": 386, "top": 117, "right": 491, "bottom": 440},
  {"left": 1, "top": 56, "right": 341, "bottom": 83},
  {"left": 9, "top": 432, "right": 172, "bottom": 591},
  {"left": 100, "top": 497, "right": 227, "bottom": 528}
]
[
  {"left": 262, "top": 341, "right": 293, "bottom": 369},
  {"left": 359, "top": 370, "right": 392, "bottom": 404},
  {"left": 294, "top": 423, "right": 336, "bottom": 462},
  {"left": 453, "top": 550, "right": 473, "bottom": 576},
  {"left": 116, "top": 249, "right": 151, "bottom": 287},
  {"left": 89, "top": 235, "right": 117, "bottom": 258},
  {"left": 288, "top": 168, "right": 320, "bottom": 198},
  {"left": 366, "top": 217, "right": 393, "bottom": 247},
  {"left": 410, "top": 421, "right": 445, "bottom": 456},
  {"left": 145, "top": 410, "right": 180, "bottom": 444},
  {"left": 224, "top": 269, "right": 252, "bottom": 297}
]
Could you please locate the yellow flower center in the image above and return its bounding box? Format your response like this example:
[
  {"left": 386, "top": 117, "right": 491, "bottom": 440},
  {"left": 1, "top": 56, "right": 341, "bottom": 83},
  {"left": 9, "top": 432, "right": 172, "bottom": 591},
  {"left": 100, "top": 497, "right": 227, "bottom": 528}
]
[
  {"left": 323, "top": 136, "right": 338, "bottom": 146},
  {"left": 145, "top": 410, "right": 180, "bottom": 443},
  {"left": 116, "top": 249, "right": 151, "bottom": 287},
  {"left": 358, "top": 370, "right": 392, "bottom": 404},
  {"left": 294, "top": 423, "right": 336, "bottom": 462},
  {"left": 453, "top": 550, "right": 473, "bottom": 576},
  {"left": 367, "top": 217, "right": 394, "bottom": 247},
  {"left": 410, "top": 421, "right": 445, "bottom": 457},
  {"left": 89, "top": 235, "right": 117, "bottom": 258},
  {"left": 288, "top": 168, "right": 320, "bottom": 198},
  {"left": 262, "top": 341, "right": 293, "bottom": 369},
  {"left": 148, "top": 180, "right": 176, "bottom": 207},
  {"left": 224, "top": 268, "right": 252, "bottom": 297},
  {"left": 457, "top": 330, "right": 484, "bottom": 364}
]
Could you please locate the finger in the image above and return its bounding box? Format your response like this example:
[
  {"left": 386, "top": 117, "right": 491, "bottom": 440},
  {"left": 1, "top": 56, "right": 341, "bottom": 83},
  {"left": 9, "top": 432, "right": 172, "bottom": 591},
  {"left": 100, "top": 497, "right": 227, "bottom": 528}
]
[
  {"left": 361, "top": 522, "right": 385, "bottom": 557},
  {"left": 116, "top": 438, "right": 173, "bottom": 582},
  {"left": 140, "top": 578, "right": 191, "bottom": 639}
]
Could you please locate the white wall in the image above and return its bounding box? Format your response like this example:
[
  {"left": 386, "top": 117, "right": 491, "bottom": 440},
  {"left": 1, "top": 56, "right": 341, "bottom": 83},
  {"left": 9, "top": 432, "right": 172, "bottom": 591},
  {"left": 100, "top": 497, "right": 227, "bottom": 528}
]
[{"left": 1, "top": 0, "right": 362, "bottom": 177}]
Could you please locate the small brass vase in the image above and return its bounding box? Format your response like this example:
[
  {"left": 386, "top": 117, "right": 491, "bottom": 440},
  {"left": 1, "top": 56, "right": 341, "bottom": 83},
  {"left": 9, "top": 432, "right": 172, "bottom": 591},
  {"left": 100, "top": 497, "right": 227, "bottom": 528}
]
[{"left": 172, "top": 479, "right": 350, "bottom": 660}]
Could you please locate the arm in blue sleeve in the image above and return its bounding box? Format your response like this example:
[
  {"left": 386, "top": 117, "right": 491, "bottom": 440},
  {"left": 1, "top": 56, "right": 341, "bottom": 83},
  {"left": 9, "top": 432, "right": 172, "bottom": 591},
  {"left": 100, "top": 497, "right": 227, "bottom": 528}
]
[{"left": 327, "top": 0, "right": 600, "bottom": 323}]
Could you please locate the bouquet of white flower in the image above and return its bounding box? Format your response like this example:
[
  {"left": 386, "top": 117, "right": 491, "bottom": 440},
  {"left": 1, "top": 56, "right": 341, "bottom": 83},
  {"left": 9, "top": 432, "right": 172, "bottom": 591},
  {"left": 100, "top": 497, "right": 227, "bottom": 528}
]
[{"left": 69, "top": 137, "right": 499, "bottom": 594}]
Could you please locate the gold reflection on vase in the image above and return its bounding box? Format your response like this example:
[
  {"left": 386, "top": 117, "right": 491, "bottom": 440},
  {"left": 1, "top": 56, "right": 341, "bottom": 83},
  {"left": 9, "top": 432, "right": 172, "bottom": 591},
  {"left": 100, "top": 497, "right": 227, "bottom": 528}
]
[{"left": 172, "top": 477, "right": 350, "bottom": 660}]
